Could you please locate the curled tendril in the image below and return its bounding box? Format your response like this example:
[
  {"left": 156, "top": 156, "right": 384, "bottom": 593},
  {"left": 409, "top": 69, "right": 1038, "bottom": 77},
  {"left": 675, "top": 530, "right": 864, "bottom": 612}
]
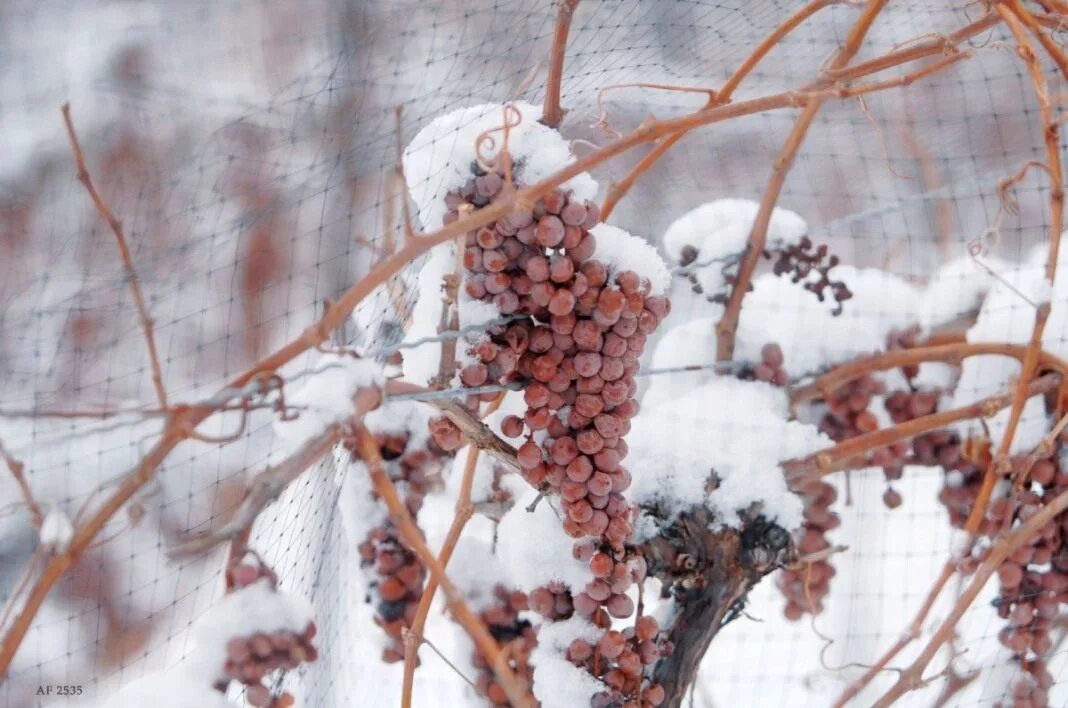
[{"left": 474, "top": 103, "right": 523, "bottom": 176}]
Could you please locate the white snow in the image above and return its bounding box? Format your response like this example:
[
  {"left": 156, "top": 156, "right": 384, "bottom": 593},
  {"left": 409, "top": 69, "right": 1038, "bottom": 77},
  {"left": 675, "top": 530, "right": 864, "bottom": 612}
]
[
  {"left": 947, "top": 248, "right": 1059, "bottom": 454},
  {"left": 337, "top": 457, "right": 389, "bottom": 548},
  {"left": 590, "top": 223, "right": 672, "bottom": 295},
  {"left": 530, "top": 617, "right": 605, "bottom": 708},
  {"left": 39, "top": 502, "right": 74, "bottom": 553},
  {"left": 495, "top": 487, "right": 592, "bottom": 593},
  {"left": 403, "top": 102, "right": 598, "bottom": 231},
  {"left": 630, "top": 378, "right": 828, "bottom": 532},
  {"left": 645, "top": 265, "right": 922, "bottom": 409},
  {"left": 918, "top": 253, "right": 1008, "bottom": 330},
  {"left": 273, "top": 354, "right": 384, "bottom": 447},
  {"left": 661, "top": 199, "right": 808, "bottom": 296},
  {"left": 97, "top": 579, "right": 313, "bottom": 708}
]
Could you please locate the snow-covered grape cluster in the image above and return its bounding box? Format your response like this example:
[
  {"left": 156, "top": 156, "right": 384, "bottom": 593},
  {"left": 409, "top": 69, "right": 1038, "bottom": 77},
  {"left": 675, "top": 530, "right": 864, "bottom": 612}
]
[
  {"left": 945, "top": 454, "right": 1068, "bottom": 708},
  {"left": 426, "top": 161, "right": 671, "bottom": 705},
  {"left": 778, "top": 477, "right": 839, "bottom": 619},
  {"left": 470, "top": 585, "right": 536, "bottom": 705},
  {"left": 219, "top": 557, "right": 318, "bottom": 708},
  {"left": 764, "top": 236, "right": 852, "bottom": 315},
  {"left": 565, "top": 614, "right": 669, "bottom": 708},
  {"left": 739, "top": 342, "right": 789, "bottom": 387},
  {"left": 351, "top": 429, "right": 445, "bottom": 662}
]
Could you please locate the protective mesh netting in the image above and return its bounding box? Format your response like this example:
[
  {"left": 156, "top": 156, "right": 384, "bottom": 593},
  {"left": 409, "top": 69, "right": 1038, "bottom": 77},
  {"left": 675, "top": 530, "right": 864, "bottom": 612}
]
[{"left": 0, "top": 1, "right": 1065, "bottom": 706}]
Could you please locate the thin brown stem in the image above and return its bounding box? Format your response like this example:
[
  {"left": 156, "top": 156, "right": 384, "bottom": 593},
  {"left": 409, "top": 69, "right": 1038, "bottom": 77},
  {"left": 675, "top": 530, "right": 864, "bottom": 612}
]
[
  {"left": 789, "top": 342, "right": 1068, "bottom": 404},
  {"left": 0, "top": 438, "right": 42, "bottom": 528},
  {"left": 600, "top": 0, "right": 841, "bottom": 220},
  {"left": 782, "top": 373, "right": 1061, "bottom": 481},
  {"left": 401, "top": 447, "right": 481, "bottom": 708},
  {"left": 355, "top": 428, "right": 533, "bottom": 708},
  {"left": 873, "top": 486, "right": 1068, "bottom": 706},
  {"left": 61, "top": 104, "right": 168, "bottom": 409},
  {"left": 716, "top": 0, "right": 889, "bottom": 361},
  {"left": 542, "top": 0, "right": 581, "bottom": 128}
]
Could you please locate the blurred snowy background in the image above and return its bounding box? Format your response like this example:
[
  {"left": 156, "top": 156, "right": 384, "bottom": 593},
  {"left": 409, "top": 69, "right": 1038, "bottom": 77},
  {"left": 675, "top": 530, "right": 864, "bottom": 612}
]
[{"left": 0, "top": 1, "right": 1065, "bottom": 706}]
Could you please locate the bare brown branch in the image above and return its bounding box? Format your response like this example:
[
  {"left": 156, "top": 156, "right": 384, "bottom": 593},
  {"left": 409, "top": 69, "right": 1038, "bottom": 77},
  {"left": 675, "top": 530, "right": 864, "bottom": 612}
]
[
  {"left": 61, "top": 104, "right": 168, "bottom": 409},
  {"left": 0, "top": 438, "right": 42, "bottom": 528},
  {"left": 715, "top": 0, "right": 889, "bottom": 361},
  {"left": 789, "top": 342, "right": 1068, "bottom": 404},
  {"left": 354, "top": 427, "right": 533, "bottom": 708},
  {"left": 783, "top": 373, "right": 1062, "bottom": 482},
  {"left": 542, "top": 0, "right": 582, "bottom": 128}
]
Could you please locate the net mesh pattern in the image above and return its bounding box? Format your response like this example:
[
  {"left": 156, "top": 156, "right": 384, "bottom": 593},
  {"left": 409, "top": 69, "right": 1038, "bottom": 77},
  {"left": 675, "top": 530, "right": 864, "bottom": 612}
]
[{"left": 0, "top": 1, "right": 1065, "bottom": 706}]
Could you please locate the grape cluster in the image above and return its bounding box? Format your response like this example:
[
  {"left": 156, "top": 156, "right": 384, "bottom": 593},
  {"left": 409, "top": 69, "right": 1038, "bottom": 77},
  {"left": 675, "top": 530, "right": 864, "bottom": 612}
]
[
  {"left": 528, "top": 581, "right": 575, "bottom": 621},
  {"left": 565, "top": 613, "right": 671, "bottom": 708},
  {"left": 471, "top": 585, "right": 536, "bottom": 705},
  {"left": 764, "top": 236, "right": 851, "bottom": 315},
  {"left": 426, "top": 162, "right": 670, "bottom": 704},
  {"left": 217, "top": 557, "right": 318, "bottom": 708},
  {"left": 937, "top": 452, "right": 1068, "bottom": 708},
  {"left": 778, "top": 478, "right": 839, "bottom": 619},
  {"left": 989, "top": 456, "right": 1068, "bottom": 708},
  {"left": 739, "top": 342, "right": 788, "bottom": 387},
  {"left": 351, "top": 430, "right": 446, "bottom": 662}
]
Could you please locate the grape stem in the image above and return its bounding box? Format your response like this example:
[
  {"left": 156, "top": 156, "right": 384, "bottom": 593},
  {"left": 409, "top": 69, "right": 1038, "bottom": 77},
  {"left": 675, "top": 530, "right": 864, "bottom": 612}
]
[
  {"left": 401, "top": 392, "right": 505, "bottom": 707},
  {"left": 355, "top": 427, "right": 535, "bottom": 708},
  {"left": 541, "top": 0, "right": 582, "bottom": 128},
  {"left": 715, "top": 0, "right": 890, "bottom": 362},
  {"left": 789, "top": 342, "right": 1068, "bottom": 405},
  {"left": 782, "top": 373, "right": 1062, "bottom": 482}
]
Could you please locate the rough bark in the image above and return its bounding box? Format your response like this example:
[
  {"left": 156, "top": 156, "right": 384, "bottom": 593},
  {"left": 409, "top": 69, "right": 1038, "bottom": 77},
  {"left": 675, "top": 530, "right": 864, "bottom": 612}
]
[{"left": 643, "top": 507, "right": 793, "bottom": 706}]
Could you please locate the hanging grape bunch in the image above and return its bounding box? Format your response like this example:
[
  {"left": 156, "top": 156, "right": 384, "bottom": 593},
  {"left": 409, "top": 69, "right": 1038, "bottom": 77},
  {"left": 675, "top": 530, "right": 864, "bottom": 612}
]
[
  {"left": 219, "top": 556, "right": 319, "bottom": 708},
  {"left": 979, "top": 454, "right": 1068, "bottom": 708},
  {"left": 426, "top": 156, "right": 672, "bottom": 705},
  {"left": 351, "top": 428, "right": 446, "bottom": 662},
  {"left": 469, "top": 585, "right": 536, "bottom": 705}
]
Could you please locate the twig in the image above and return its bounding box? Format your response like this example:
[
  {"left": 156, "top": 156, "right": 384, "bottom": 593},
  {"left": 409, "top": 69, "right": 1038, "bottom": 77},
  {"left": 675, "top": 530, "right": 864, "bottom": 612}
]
[
  {"left": 354, "top": 427, "right": 533, "bottom": 708},
  {"left": 715, "top": 0, "right": 890, "bottom": 361},
  {"left": 61, "top": 104, "right": 168, "bottom": 409},
  {"left": 168, "top": 422, "right": 350, "bottom": 557},
  {"left": 1006, "top": 0, "right": 1068, "bottom": 80},
  {"left": 0, "top": 438, "right": 42, "bottom": 528},
  {"left": 600, "top": 0, "right": 843, "bottom": 219},
  {"left": 872, "top": 486, "right": 1068, "bottom": 706},
  {"left": 789, "top": 342, "right": 1068, "bottom": 403},
  {"left": 782, "top": 373, "right": 1062, "bottom": 481},
  {"left": 387, "top": 380, "right": 520, "bottom": 473},
  {"left": 419, "top": 635, "right": 480, "bottom": 692},
  {"left": 541, "top": 0, "right": 582, "bottom": 128},
  {"left": 0, "top": 40, "right": 1018, "bottom": 674},
  {"left": 402, "top": 446, "right": 482, "bottom": 707}
]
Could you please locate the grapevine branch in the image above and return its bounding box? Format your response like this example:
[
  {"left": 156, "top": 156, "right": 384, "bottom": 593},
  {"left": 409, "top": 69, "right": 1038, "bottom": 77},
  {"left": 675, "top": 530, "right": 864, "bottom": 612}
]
[
  {"left": 0, "top": 33, "right": 1026, "bottom": 676},
  {"left": 783, "top": 373, "right": 1062, "bottom": 482},
  {"left": 354, "top": 427, "right": 533, "bottom": 708},
  {"left": 789, "top": 341, "right": 1068, "bottom": 404},
  {"left": 61, "top": 103, "right": 168, "bottom": 410},
  {"left": 600, "top": 0, "right": 844, "bottom": 219},
  {"left": 715, "top": 0, "right": 889, "bottom": 361},
  {"left": 873, "top": 485, "right": 1068, "bottom": 706},
  {"left": 541, "top": 0, "right": 582, "bottom": 128},
  {"left": 0, "top": 438, "right": 42, "bottom": 528},
  {"left": 401, "top": 446, "right": 482, "bottom": 708}
]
